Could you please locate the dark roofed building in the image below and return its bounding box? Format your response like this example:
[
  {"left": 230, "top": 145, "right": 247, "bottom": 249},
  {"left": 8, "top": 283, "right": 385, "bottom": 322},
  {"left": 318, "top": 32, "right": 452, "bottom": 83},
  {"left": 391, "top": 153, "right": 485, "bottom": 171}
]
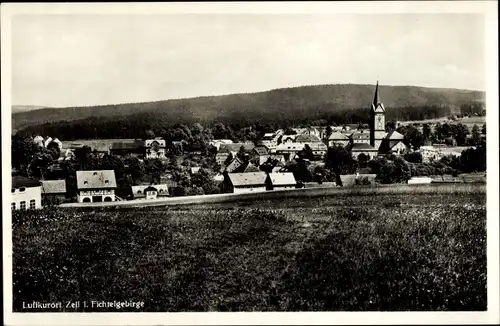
[
  {"left": 110, "top": 140, "right": 144, "bottom": 156},
  {"left": 222, "top": 172, "right": 267, "bottom": 194},
  {"left": 41, "top": 179, "right": 67, "bottom": 204},
  {"left": 347, "top": 143, "right": 379, "bottom": 160},
  {"left": 76, "top": 170, "right": 117, "bottom": 203}
]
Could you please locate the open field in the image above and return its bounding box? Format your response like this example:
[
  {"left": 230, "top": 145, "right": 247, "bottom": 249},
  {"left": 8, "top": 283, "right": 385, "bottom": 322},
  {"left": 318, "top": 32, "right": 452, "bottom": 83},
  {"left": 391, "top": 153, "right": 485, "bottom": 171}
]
[{"left": 13, "top": 190, "right": 486, "bottom": 311}]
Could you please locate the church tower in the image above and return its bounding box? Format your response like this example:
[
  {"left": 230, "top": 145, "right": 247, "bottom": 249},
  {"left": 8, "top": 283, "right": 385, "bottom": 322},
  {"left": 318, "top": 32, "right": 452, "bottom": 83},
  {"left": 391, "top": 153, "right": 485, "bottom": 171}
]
[{"left": 370, "top": 81, "right": 386, "bottom": 148}]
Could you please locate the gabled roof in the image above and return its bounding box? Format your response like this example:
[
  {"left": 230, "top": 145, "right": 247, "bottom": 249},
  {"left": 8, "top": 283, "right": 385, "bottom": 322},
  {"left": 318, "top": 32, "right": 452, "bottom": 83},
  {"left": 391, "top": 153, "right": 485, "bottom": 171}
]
[
  {"left": 12, "top": 176, "right": 41, "bottom": 189},
  {"left": 219, "top": 143, "right": 255, "bottom": 153},
  {"left": 41, "top": 180, "right": 66, "bottom": 194},
  {"left": 132, "top": 184, "right": 169, "bottom": 196},
  {"left": 253, "top": 146, "right": 269, "bottom": 156},
  {"left": 349, "top": 143, "right": 378, "bottom": 151},
  {"left": 267, "top": 173, "right": 297, "bottom": 186},
  {"left": 328, "top": 132, "right": 350, "bottom": 140},
  {"left": 295, "top": 134, "right": 322, "bottom": 143},
  {"left": 76, "top": 170, "right": 117, "bottom": 189},
  {"left": 385, "top": 130, "right": 404, "bottom": 140},
  {"left": 276, "top": 143, "right": 305, "bottom": 151},
  {"left": 228, "top": 172, "right": 267, "bottom": 187}
]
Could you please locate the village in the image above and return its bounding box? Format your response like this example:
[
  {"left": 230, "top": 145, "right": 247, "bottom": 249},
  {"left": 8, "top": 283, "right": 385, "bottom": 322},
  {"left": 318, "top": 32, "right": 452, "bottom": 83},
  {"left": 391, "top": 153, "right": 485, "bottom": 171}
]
[{"left": 11, "top": 82, "right": 486, "bottom": 210}]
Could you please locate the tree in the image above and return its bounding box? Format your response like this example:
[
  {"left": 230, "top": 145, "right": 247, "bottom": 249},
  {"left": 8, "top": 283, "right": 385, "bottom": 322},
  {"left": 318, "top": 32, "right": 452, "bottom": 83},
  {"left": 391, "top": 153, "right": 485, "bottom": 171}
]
[
  {"left": 471, "top": 124, "right": 481, "bottom": 146},
  {"left": 460, "top": 140, "right": 486, "bottom": 172},
  {"left": 324, "top": 145, "right": 357, "bottom": 186},
  {"left": 453, "top": 123, "right": 470, "bottom": 146},
  {"left": 422, "top": 123, "right": 432, "bottom": 143},
  {"left": 144, "top": 129, "right": 155, "bottom": 140},
  {"left": 398, "top": 125, "right": 425, "bottom": 150},
  {"left": 393, "top": 157, "right": 412, "bottom": 183},
  {"left": 481, "top": 123, "right": 486, "bottom": 135},
  {"left": 46, "top": 141, "right": 61, "bottom": 160},
  {"left": 385, "top": 121, "right": 396, "bottom": 132},
  {"left": 11, "top": 134, "right": 42, "bottom": 176},
  {"left": 236, "top": 145, "right": 247, "bottom": 161},
  {"left": 299, "top": 144, "right": 314, "bottom": 161},
  {"left": 357, "top": 153, "right": 369, "bottom": 166},
  {"left": 404, "top": 151, "right": 423, "bottom": 164},
  {"left": 326, "top": 125, "right": 333, "bottom": 140},
  {"left": 283, "top": 127, "right": 297, "bottom": 135}
]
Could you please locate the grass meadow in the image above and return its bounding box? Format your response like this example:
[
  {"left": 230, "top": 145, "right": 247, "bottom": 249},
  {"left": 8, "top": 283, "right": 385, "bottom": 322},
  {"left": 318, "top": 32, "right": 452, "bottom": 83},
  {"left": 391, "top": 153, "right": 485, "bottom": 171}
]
[{"left": 12, "top": 190, "right": 486, "bottom": 312}]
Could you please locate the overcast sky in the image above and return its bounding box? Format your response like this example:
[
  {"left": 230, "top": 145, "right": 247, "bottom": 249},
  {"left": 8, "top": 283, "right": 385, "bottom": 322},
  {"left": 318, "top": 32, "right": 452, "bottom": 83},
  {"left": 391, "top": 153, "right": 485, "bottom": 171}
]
[{"left": 11, "top": 13, "right": 485, "bottom": 107}]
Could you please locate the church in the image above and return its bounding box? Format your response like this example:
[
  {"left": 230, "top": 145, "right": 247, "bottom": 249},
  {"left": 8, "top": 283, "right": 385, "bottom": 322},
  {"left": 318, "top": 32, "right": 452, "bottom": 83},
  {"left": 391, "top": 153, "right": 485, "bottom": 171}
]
[{"left": 346, "top": 81, "right": 407, "bottom": 159}]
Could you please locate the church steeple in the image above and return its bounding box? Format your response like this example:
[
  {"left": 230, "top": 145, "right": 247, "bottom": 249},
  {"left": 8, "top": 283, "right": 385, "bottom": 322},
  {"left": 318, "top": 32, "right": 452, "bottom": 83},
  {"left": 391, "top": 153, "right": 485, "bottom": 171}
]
[{"left": 373, "top": 80, "right": 380, "bottom": 105}]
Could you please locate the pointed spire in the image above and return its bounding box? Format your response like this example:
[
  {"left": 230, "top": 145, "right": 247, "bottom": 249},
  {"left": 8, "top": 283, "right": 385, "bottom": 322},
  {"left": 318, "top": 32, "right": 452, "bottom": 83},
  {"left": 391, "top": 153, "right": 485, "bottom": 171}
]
[{"left": 373, "top": 80, "right": 380, "bottom": 105}]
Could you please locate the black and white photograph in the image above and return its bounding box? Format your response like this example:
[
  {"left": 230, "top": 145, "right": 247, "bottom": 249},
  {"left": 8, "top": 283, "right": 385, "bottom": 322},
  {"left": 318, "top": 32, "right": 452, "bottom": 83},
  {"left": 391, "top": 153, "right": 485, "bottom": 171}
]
[{"left": 2, "top": 2, "right": 499, "bottom": 325}]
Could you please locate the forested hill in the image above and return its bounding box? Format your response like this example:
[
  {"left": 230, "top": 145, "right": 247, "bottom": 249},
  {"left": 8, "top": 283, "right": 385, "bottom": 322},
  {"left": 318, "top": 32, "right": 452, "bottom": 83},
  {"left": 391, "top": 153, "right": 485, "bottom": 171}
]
[{"left": 13, "top": 84, "right": 485, "bottom": 139}]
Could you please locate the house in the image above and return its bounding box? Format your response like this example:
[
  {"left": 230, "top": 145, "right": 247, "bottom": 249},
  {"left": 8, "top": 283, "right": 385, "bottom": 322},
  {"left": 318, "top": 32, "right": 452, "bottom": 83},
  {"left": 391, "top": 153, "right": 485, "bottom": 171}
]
[
  {"left": 209, "top": 139, "right": 234, "bottom": 151},
  {"left": 33, "top": 135, "right": 44, "bottom": 147},
  {"left": 265, "top": 173, "right": 297, "bottom": 191},
  {"left": 51, "top": 138, "right": 63, "bottom": 151},
  {"left": 110, "top": 140, "right": 143, "bottom": 156},
  {"left": 222, "top": 172, "right": 267, "bottom": 194},
  {"left": 190, "top": 167, "right": 201, "bottom": 174},
  {"left": 351, "top": 130, "right": 371, "bottom": 144},
  {"left": 43, "top": 136, "right": 53, "bottom": 148},
  {"left": 11, "top": 176, "right": 42, "bottom": 210},
  {"left": 408, "top": 177, "right": 432, "bottom": 185},
  {"left": 76, "top": 170, "right": 117, "bottom": 203},
  {"left": 145, "top": 138, "right": 166, "bottom": 159},
  {"left": 328, "top": 132, "right": 350, "bottom": 147},
  {"left": 41, "top": 179, "right": 67, "bottom": 204},
  {"left": 225, "top": 157, "right": 245, "bottom": 173},
  {"left": 216, "top": 151, "right": 232, "bottom": 166},
  {"left": 347, "top": 143, "right": 379, "bottom": 160},
  {"left": 58, "top": 148, "right": 75, "bottom": 162},
  {"left": 275, "top": 143, "right": 305, "bottom": 161},
  {"left": 378, "top": 131, "right": 407, "bottom": 155},
  {"left": 131, "top": 184, "right": 169, "bottom": 200},
  {"left": 257, "top": 154, "right": 286, "bottom": 166},
  {"left": 252, "top": 146, "right": 269, "bottom": 157}
]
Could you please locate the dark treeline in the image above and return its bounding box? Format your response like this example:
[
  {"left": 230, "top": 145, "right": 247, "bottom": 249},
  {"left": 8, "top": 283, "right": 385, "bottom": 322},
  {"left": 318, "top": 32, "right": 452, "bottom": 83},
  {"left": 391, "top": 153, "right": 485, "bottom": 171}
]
[
  {"left": 16, "top": 104, "right": 479, "bottom": 141},
  {"left": 13, "top": 84, "right": 485, "bottom": 131}
]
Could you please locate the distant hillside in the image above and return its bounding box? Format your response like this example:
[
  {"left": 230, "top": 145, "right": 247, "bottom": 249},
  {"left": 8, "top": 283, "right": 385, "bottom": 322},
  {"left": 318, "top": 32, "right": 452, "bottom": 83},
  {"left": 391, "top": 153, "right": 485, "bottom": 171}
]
[
  {"left": 13, "top": 84, "right": 485, "bottom": 138},
  {"left": 12, "top": 105, "right": 51, "bottom": 114}
]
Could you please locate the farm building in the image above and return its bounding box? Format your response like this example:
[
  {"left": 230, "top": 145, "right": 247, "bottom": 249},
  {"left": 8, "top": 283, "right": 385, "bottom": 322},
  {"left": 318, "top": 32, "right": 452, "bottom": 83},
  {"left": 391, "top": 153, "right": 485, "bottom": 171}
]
[
  {"left": 407, "top": 177, "right": 432, "bottom": 185},
  {"left": 41, "top": 179, "right": 67, "bottom": 204},
  {"left": 222, "top": 172, "right": 267, "bottom": 194},
  {"left": 131, "top": 184, "right": 169, "bottom": 200},
  {"left": 11, "top": 176, "right": 42, "bottom": 210},
  {"left": 265, "top": 173, "right": 297, "bottom": 191},
  {"left": 76, "top": 170, "right": 117, "bottom": 203}
]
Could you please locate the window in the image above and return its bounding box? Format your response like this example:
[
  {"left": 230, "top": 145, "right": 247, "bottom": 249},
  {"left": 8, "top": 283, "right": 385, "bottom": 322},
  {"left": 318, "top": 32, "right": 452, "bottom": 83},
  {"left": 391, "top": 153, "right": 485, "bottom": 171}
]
[
  {"left": 30, "top": 200, "right": 36, "bottom": 209},
  {"left": 11, "top": 188, "right": 15, "bottom": 193},
  {"left": 137, "top": 190, "right": 142, "bottom": 194},
  {"left": 105, "top": 180, "right": 109, "bottom": 184},
  {"left": 20, "top": 201, "right": 26, "bottom": 210},
  {"left": 19, "top": 187, "right": 26, "bottom": 192},
  {"left": 93, "top": 172, "right": 98, "bottom": 176},
  {"left": 11, "top": 202, "right": 15, "bottom": 210},
  {"left": 84, "top": 181, "right": 88, "bottom": 185}
]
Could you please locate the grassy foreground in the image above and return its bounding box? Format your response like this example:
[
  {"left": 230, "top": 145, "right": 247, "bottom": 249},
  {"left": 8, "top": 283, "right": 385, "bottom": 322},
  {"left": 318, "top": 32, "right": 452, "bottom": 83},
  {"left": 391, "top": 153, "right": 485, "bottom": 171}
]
[{"left": 12, "top": 191, "right": 486, "bottom": 311}]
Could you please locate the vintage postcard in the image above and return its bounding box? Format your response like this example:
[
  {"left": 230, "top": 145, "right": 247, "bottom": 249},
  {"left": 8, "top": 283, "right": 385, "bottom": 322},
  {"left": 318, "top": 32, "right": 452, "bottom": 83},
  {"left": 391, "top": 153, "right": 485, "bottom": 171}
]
[{"left": 2, "top": 1, "right": 499, "bottom": 325}]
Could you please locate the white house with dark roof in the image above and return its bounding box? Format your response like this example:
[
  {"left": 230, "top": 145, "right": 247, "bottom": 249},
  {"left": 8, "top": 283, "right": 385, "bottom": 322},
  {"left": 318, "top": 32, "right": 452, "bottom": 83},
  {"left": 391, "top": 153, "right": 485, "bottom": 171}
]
[
  {"left": 222, "top": 172, "right": 267, "bottom": 194},
  {"left": 328, "top": 132, "right": 350, "bottom": 147},
  {"left": 131, "top": 184, "right": 169, "bottom": 200},
  {"left": 41, "top": 180, "right": 67, "bottom": 204},
  {"left": 145, "top": 138, "right": 166, "bottom": 159},
  {"left": 76, "top": 170, "right": 117, "bottom": 203},
  {"left": 11, "top": 176, "right": 42, "bottom": 210},
  {"left": 265, "top": 173, "right": 297, "bottom": 191}
]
